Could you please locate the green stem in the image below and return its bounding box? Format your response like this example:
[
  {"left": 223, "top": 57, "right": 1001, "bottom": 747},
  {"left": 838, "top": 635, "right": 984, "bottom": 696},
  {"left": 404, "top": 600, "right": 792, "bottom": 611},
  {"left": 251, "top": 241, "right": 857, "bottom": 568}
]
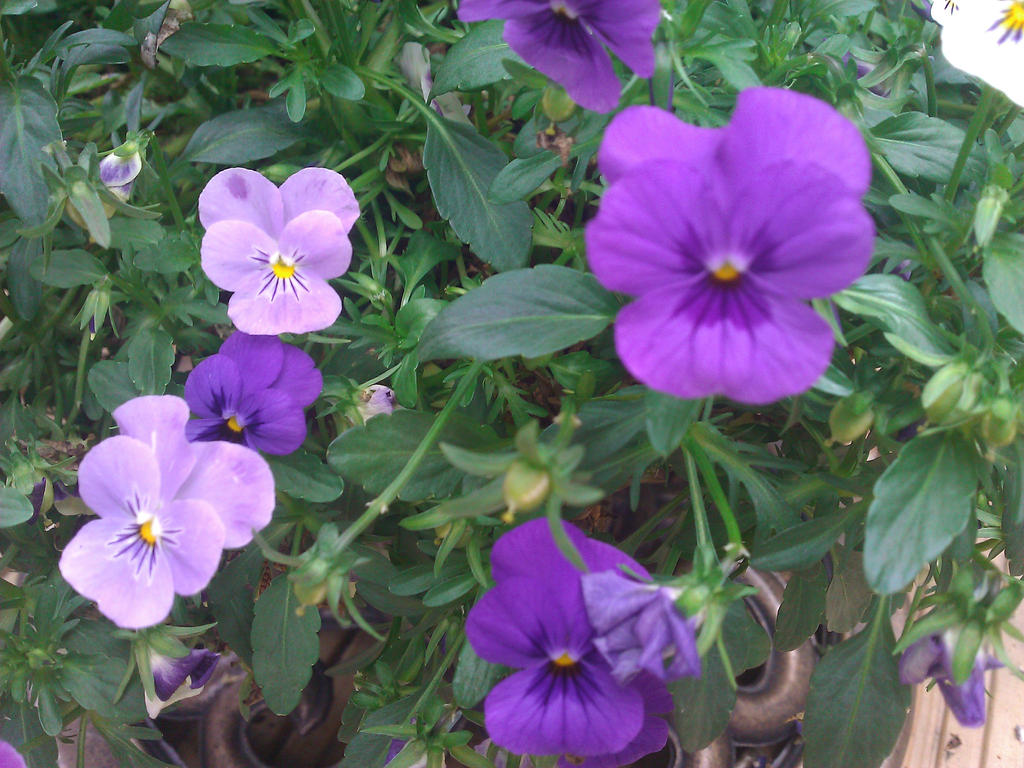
[
  {"left": 65, "top": 328, "right": 91, "bottom": 426},
  {"left": 926, "top": 236, "right": 994, "bottom": 350},
  {"left": 336, "top": 362, "right": 484, "bottom": 551},
  {"left": 684, "top": 450, "right": 712, "bottom": 552},
  {"left": 945, "top": 86, "right": 998, "bottom": 203},
  {"left": 149, "top": 141, "right": 186, "bottom": 231},
  {"left": 920, "top": 47, "right": 937, "bottom": 118},
  {"left": 76, "top": 715, "right": 87, "bottom": 768},
  {"left": 687, "top": 437, "right": 743, "bottom": 552},
  {"left": 0, "top": 18, "right": 12, "bottom": 82},
  {"left": 409, "top": 630, "right": 463, "bottom": 719},
  {"left": 545, "top": 494, "right": 586, "bottom": 571}
]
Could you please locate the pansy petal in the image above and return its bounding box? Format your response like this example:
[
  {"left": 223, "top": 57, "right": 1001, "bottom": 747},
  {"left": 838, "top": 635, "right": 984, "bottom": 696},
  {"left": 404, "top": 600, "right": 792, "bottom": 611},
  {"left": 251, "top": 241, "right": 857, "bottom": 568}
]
[
  {"left": 279, "top": 168, "right": 360, "bottom": 232},
  {"left": 0, "top": 740, "right": 27, "bottom": 768},
  {"left": 614, "top": 287, "right": 835, "bottom": 404},
  {"left": 114, "top": 396, "right": 197, "bottom": 500},
  {"left": 457, "top": 0, "right": 549, "bottom": 22},
  {"left": 485, "top": 658, "right": 644, "bottom": 756},
  {"left": 227, "top": 275, "right": 342, "bottom": 336},
  {"left": 271, "top": 343, "right": 323, "bottom": 407},
  {"left": 586, "top": 159, "right": 719, "bottom": 296},
  {"left": 59, "top": 517, "right": 174, "bottom": 629},
  {"left": 184, "top": 355, "right": 244, "bottom": 420},
  {"left": 219, "top": 332, "right": 285, "bottom": 396},
  {"left": 241, "top": 389, "right": 308, "bottom": 455},
  {"left": 940, "top": 6, "right": 1024, "bottom": 108},
  {"left": 599, "top": 106, "right": 721, "bottom": 184},
  {"left": 938, "top": 668, "right": 988, "bottom": 727},
  {"left": 577, "top": 0, "right": 660, "bottom": 75},
  {"left": 899, "top": 635, "right": 946, "bottom": 685},
  {"left": 201, "top": 220, "right": 279, "bottom": 293},
  {"left": 569, "top": 714, "right": 668, "bottom": 768},
  {"left": 504, "top": 13, "right": 621, "bottom": 113},
  {"left": 159, "top": 499, "right": 225, "bottom": 596},
  {"left": 152, "top": 649, "right": 220, "bottom": 700},
  {"left": 467, "top": 580, "right": 563, "bottom": 668},
  {"left": 175, "top": 441, "right": 275, "bottom": 548},
  {"left": 77, "top": 436, "right": 161, "bottom": 520},
  {"left": 198, "top": 168, "right": 284, "bottom": 235},
  {"left": 721, "top": 87, "right": 872, "bottom": 195},
  {"left": 186, "top": 417, "right": 232, "bottom": 444},
  {"left": 99, "top": 154, "right": 142, "bottom": 188},
  {"left": 278, "top": 210, "right": 353, "bottom": 280}
]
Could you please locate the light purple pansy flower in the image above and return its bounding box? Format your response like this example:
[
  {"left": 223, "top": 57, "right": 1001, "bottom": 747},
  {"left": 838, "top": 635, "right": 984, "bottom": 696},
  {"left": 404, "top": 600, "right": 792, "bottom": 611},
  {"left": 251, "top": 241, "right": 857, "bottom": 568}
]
[
  {"left": 147, "top": 648, "right": 220, "bottom": 717},
  {"left": 99, "top": 150, "right": 142, "bottom": 202},
  {"left": 199, "top": 167, "right": 358, "bottom": 335},
  {"left": 586, "top": 87, "right": 874, "bottom": 404},
  {"left": 0, "top": 741, "right": 26, "bottom": 768},
  {"left": 457, "top": 0, "right": 661, "bottom": 113},
  {"left": 184, "top": 331, "right": 322, "bottom": 455},
  {"left": 899, "top": 634, "right": 1002, "bottom": 727},
  {"left": 581, "top": 571, "right": 700, "bottom": 684},
  {"left": 466, "top": 520, "right": 670, "bottom": 763},
  {"left": 59, "top": 396, "right": 275, "bottom": 629}
]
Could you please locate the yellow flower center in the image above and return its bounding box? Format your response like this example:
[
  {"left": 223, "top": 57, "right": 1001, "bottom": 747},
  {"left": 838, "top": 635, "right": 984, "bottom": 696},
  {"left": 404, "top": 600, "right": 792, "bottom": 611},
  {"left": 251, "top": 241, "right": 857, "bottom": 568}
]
[
  {"left": 139, "top": 519, "right": 157, "bottom": 546},
  {"left": 998, "top": 2, "right": 1024, "bottom": 37},
  {"left": 272, "top": 261, "right": 296, "bottom": 279},
  {"left": 710, "top": 263, "right": 742, "bottom": 284},
  {"left": 552, "top": 652, "right": 576, "bottom": 668},
  {"left": 226, "top": 415, "right": 244, "bottom": 433}
]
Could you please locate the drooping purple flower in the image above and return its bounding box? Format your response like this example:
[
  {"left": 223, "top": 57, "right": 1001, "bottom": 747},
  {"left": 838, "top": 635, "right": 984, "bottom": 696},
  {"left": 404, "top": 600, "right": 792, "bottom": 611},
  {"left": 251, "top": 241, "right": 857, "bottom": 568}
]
[
  {"left": 899, "top": 634, "right": 1002, "bottom": 727},
  {"left": 59, "top": 396, "right": 276, "bottom": 628},
  {"left": 147, "top": 648, "right": 220, "bottom": 717},
  {"left": 586, "top": 87, "right": 874, "bottom": 404},
  {"left": 184, "top": 331, "right": 322, "bottom": 455},
  {"left": 0, "top": 741, "right": 26, "bottom": 768},
  {"left": 199, "top": 167, "right": 358, "bottom": 335},
  {"left": 466, "top": 520, "right": 670, "bottom": 763},
  {"left": 358, "top": 385, "right": 396, "bottom": 421},
  {"left": 581, "top": 571, "right": 700, "bottom": 684},
  {"left": 99, "top": 150, "right": 142, "bottom": 202},
  {"left": 458, "top": 0, "right": 661, "bottom": 113}
]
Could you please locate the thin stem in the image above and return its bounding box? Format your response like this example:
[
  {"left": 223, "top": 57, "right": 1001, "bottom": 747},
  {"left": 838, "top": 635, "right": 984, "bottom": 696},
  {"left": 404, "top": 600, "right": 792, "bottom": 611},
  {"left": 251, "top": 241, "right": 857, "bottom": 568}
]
[
  {"left": 687, "top": 437, "right": 743, "bottom": 552},
  {"left": 945, "top": 86, "right": 998, "bottom": 203},
  {"left": 0, "top": 18, "right": 12, "bottom": 82},
  {"left": 409, "top": 630, "right": 463, "bottom": 719},
  {"left": 335, "top": 362, "right": 484, "bottom": 551},
  {"left": 149, "top": 141, "right": 186, "bottom": 231},
  {"left": 920, "top": 47, "right": 937, "bottom": 118},
  {"left": 65, "top": 328, "right": 91, "bottom": 426},
  {"left": 926, "top": 236, "right": 994, "bottom": 350},
  {"left": 545, "top": 494, "right": 586, "bottom": 571},
  {"left": 76, "top": 715, "right": 87, "bottom": 768},
  {"left": 684, "top": 449, "right": 712, "bottom": 552}
]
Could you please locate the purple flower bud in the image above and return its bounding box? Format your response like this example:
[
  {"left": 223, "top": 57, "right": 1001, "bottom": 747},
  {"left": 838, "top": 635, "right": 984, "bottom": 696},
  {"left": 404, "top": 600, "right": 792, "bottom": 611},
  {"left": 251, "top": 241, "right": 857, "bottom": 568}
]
[
  {"left": 358, "top": 385, "right": 396, "bottom": 421},
  {"left": 899, "top": 634, "right": 1002, "bottom": 726},
  {"left": 99, "top": 150, "right": 142, "bottom": 202},
  {"left": 0, "top": 740, "right": 27, "bottom": 768},
  {"left": 147, "top": 648, "right": 220, "bottom": 717}
]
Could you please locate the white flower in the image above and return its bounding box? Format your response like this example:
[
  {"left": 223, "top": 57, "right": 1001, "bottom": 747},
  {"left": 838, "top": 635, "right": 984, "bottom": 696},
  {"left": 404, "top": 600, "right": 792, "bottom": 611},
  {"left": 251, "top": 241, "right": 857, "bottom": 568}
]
[{"left": 933, "top": 0, "right": 1024, "bottom": 106}]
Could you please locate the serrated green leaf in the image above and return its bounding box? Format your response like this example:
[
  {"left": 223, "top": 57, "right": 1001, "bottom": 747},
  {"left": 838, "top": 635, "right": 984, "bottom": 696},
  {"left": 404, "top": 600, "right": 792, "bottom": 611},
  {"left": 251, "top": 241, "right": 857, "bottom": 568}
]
[
  {"left": 267, "top": 451, "right": 344, "bottom": 503},
  {"left": 430, "top": 20, "right": 522, "bottom": 98},
  {"left": 645, "top": 391, "right": 701, "bottom": 457},
  {"left": 983, "top": 234, "right": 1024, "bottom": 335},
  {"left": 752, "top": 510, "right": 852, "bottom": 572},
  {"left": 825, "top": 547, "right": 873, "bottom": 633},
  {"left": 126, "top": 327, "right": 174, "bottom": 394},
  {"left": 159, "top": 22, "right": 277, "bottom": 65},
  {"left": 871, "top": 112, "right": 983, "bottom": 183},
  {"left": 180, "top": 101, "right": 308, "bottom": 165},
  {"left": 29, "top": 248, "right": 106, "bottom": 287},
  {"left": 0, "top": 77, "right": 61, "bottom": 225},
  {"left": 88, "top": 360, "right": 140, "bottom": 413},
  {"left": 452, "top": 641, "right": 505, "bottom": 708},
  {"left": 775, "top": 565, "right": 827, "bottom": 652}
]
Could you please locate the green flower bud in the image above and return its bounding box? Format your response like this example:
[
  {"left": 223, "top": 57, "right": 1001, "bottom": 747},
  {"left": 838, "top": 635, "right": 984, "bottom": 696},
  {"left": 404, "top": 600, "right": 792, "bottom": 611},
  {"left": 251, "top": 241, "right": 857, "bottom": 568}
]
[
  {"left": 974, "top": 186, "right": 1008, "bottom": 247},
  {"left": 829, "top": 392, "right": 875, "bottom": 443},
  {"left": 540, "top": 84, "right": 577, "bottom": 123},
  {"left": 923, "top": 363, "right": 981, "bottom": 424},
  {"left": 502, "top": 459, "right": 551, "bottom": 517},
  {"left": 980, "top": 397, "right": 1018, "bottom": 448}
]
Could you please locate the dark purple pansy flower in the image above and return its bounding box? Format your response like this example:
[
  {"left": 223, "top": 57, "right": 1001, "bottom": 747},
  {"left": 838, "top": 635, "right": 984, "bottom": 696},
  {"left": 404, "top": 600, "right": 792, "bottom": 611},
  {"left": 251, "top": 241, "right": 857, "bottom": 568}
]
[
  {"left": 184, "top": 332, "right": 322, "bottom": 455},
  {"left": 581, "top": 571, "right": 700, "bottom": 684},
  {"left": 466, "top": 520, "right": 670, "bottom": 762},
  {"left": 147, "top": 648, "right": 220, "bottom": 717},
  {"left": 0, "top": 740, "right": 26, "bottom": 768},
  {"left": 586, "top": 87, "right": 874, "bottom": 404},
  {"left": 899, "top": 634, "right": 1002, "bottom": 727},
  {"left": 458, "top": 0, "right": 661, "bottom": 113}
]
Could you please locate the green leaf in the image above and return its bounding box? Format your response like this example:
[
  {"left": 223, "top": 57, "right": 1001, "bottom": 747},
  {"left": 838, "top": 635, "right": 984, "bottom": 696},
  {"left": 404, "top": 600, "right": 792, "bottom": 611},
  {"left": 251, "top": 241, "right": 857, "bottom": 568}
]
[
  {"left": 864, "top": 432, "right": 978, "bottom": 594},
  {"left": 752, "top": 510, "right": 852, "bottom": 572},
  {"left": 0, "top": 77, "right": 61, "bottom": 225},
  {"left": 208, "top": 540, "right": 269, "bottom": 666},
  {"left": 430, "top": 20, "right": 522, "bottom": 97},
  {"left": 251, "top": 574, "right": 322, "bottom": 715},
  {"left": 134, "top": 232, "right": 198, "bottom": 274},
  {"left": 267, "top": 450, "right": 344, "bottom": 503},
  {"left": 418, "top": 265, "right": 617, "bottom": 361},
  {"left": 320, "top": 63, "right": 365, "bottom": 100},
  {"left": 0, "top": 488, "right": 33, "bottom": 528},
  {"left": 126, "top": 327, "right": 175, "bottom": 394},
  {"left": 339, "top": 696, "right": 417, "bottom": 768},
  {"left": 803, "top": 607, "right": 910, "bottom": 768},
  {"left": 825, "top": 547, "right": 873, "bottom": 633},
  {"left": 1003, "top": 441, "right": 1024, "bottom": 577},
  {"left": 423, "top": 118, "right": 532, "bottom": 271},
  {"left": 452, "top": 641, "right": 505, "bottom": 708},
  {"left": 834, "top": 274, "right": 954, "bottom": 366},
  {"left": 180, "top": 101, "right": 309, "bottom": 165},
  {"left": 158, "top": 22, "right": 277, "bottom": 65},
  {"left": 670, "top": 642, "right": 736, "bottom": 751},
  {"left": 775, "top": 565, "right": 827, "bottom": 652},
  {"left": 422, "top": 571, "right": 476, "bottom": 606},
  {"left": 645, "top": 391, "right": 701, "bottom": 457},
  {"left": 488, "top": 152, "right": 561, "bottom": 203},
  {"left": 983, "top": 234, "right": 1024, "bottom": 335},
  {"left": 326, "top": 411, "right": 499, "bottom": 501},
  {"left": 8, "top": 238, "right": 41, "bottom": 320},
  {"left": 88, "top": 361, "right": 140, "bottom": 413},
  {"left": 871, "top": 112, "right": 983, "bottom": 183},
  {"left": 0, "top": 701, "right": 58, "bottom": 768},
  {"left": 29, "top": 248, "right": 106, "bottom": 287}
]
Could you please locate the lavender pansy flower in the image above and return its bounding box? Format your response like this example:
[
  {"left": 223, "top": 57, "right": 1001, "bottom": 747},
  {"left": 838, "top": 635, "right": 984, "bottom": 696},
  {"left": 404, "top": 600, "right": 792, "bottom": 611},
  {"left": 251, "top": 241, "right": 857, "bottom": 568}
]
[
  {"left": 457, "top": 0, "right": 661, "bottom": 113},
  {"left": 899, "top": 634, "right": 1002, "bottom": 726},
  {"left": 184, "top": 331, "right": 322, "bottom": 455},
  {"left": 59, "top": 396, "right": 275, "bottom": 628},
  {"left": 99, "top": 149, "right": 142, "bottom": 202},
  {"left": 467, "top": 520, "right": 670, "bottom": 762},
  {"left": 586, "top": 87, "right": 874, "bottom": 404},
  {"left": 0, "top": 741, "right": 26, "bottom": 768},
  {"left": 199, "top": 167, "right": 358, "bottom": 335},
  {"left": 581, "top": 570, "right": 700, "bottom": 684},
  {"left": 358, "top": 384, "right": 397, "bottom": 421},
  {"left": 146, "top": 648, "right": 220, "bottom": 718}
]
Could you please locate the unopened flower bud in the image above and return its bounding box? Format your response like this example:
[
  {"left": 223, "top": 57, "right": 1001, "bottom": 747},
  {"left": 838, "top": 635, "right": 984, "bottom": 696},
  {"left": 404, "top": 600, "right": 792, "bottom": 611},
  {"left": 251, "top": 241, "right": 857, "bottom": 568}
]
[
  {"left": 974, "top": 186, "right": 1008, "bottom": 247},
  {"left": 828, "top": 392, "right": 875, "bottom": 443},
  {"left": 923, "top": 363, "right": 980, "bottom": 424},
  {"left": 357, "top": 385, "right": 396, "bottom": 421},
  {"left": 99, "top": 146, "right": 143, "bottom": 202},
  {"left": 502, "top": 459, "right": 551, "bottom": 517},
  {"left": 980, "top": 397, "right": 1018, "bottom": 448},
  {"left": 541, "top": 84, "right": 577, "bottom": 123}
]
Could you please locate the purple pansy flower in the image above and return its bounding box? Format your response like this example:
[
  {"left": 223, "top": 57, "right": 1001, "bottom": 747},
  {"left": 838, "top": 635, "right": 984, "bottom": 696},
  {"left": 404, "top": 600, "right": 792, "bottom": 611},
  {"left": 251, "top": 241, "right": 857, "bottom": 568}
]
[
  {"left": 99, "top": 149, "right": 142, "bottom": 202},
  {"left": 457, "top": 0, "right": 661, "bottom": 113},
  {"left": 184, "top": 332, "right": 322, "bottom": 455},
  {"left": 899, "top": 634, "right": 1002, "bottom": 727},
  {"left": 0, "top": 740, "right": 26, "bottom": 768},
  {"left": 466, "top": 520, "right": 670, "bottom": 763},
  {"left": 586, "top": 87, "right": 874, "bottom": 404},
  {"left": 147, "top": 648, "right": 220, "bottom": 717},
  {"left": 59, "top": 396, "right": 275, "bottom": 629},
  {"left": 581, "top": 571, "right": 700, "bottom": 684},
  {"left": 199, "top": 167, "right": 358, "bottom": 335}
]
